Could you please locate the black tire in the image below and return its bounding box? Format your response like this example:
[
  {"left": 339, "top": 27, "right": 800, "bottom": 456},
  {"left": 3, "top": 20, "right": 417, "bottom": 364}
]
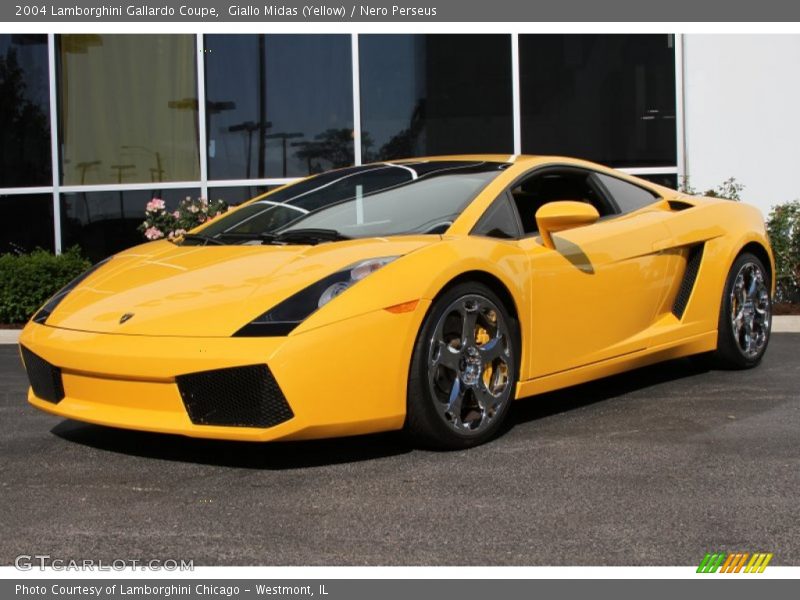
[
  {"left": 713, "top": 252, "right": 772, "bottom": 369},
  {"left": 405, "top": 282, "right": 520, "bottom": 450}
]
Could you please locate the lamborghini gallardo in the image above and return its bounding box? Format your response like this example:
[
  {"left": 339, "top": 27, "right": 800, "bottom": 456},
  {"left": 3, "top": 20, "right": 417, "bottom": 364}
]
[{"left": 20, "top": 155, "right": 774, "bottom": 448}]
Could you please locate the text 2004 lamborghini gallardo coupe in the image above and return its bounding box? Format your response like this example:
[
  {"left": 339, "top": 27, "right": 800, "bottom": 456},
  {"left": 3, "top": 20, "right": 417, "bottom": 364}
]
[{"left": 20, "top": 155, "right": 774, "bottom": 448}]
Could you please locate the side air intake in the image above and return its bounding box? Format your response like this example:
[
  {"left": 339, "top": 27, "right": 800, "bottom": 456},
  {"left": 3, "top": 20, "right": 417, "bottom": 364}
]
[
  {"left": 668, "top": 199, "right": 694, "bottom": 211},
  {"left": 672, "top": 244, "right": 705, "bottom": 319}
]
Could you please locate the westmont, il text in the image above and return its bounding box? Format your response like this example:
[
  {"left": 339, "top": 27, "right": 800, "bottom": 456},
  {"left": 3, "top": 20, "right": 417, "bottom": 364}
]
[{"left": 16, "top": 584, "right": 328, "bottom": 596}]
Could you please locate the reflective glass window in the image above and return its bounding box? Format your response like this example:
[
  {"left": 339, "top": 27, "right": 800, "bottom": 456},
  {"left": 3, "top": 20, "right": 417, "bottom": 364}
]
[
  {"left": 205, "top": 35, "right": 353, "bottom": 179},
  {"left": 60, "top": 187, "right": 199, "bottom": 262},
  {"left": 359, "top": 35, "right": 514, "bottom": 162},
  {"left": 58, "top": 34, "right": 200, "bottom": 186},
  {"left": 0, "top": 194, "right": 54, "bottom": 253},
  {"left": 207, "top": 185, "right": 275, "bottom": 207},
  {"left": 636, "top": 173, "right": 678, "bottom": 189},
  {"left": 0, "top": 34, "right": 51, "bottom": 187},
  {"left": 519, "top": 35, "right": 677, "bottom": 167}
]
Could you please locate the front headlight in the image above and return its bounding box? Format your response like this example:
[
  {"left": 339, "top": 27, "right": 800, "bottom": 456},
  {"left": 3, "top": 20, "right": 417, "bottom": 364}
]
[
  {"left": 32, "top": 257, "right": 112, "bottom": 325},
  {"left": 234, "top": 256, "right": 398, "bottom": 337}
]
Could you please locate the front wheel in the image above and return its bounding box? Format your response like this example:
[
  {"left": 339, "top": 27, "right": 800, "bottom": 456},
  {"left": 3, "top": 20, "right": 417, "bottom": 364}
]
[
  {"left": 713, "top": 252, "right": 772, "bottom": 369},
  {"left": 405, "top": 282, "right": 519, "bottom": 449}
]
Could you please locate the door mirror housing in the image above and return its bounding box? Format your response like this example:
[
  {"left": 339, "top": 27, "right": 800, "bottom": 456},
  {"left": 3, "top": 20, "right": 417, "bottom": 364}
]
[{"left": 535, "top": 201, "right": 600, "bottom": 249}]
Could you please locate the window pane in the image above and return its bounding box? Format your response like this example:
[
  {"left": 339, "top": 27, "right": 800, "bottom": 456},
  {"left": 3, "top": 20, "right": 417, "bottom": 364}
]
[
  {"left": 61, "top": 187, "right": 199, "bottom": 262},
  {"left": 636, "top": 173, "right": 678, "bottom": 189},
  {"left": 594, "top": 173, "right": 659, "bottom": 213},
  {"left": 520, "top": 35, "right": 677, "bottom": 167},
  {"left": 58, "top": 35, "right": 199, "bottom": 186},
  {"left": 0, "top": 34, "right": 51, "bottom": 187},
  {"left": 279, "top": 169, "right": 499, "bottom": 237},
  {"left": 510, "top": 168, "right": 617, "bottom": 233},
  {"left": 360, "top": 34, "right": 513, "bottom": 162},
  {"left": 205, "top": 34, "right": 353, "bottom": 179},
  {"left": 1, "top": 194, "right": 54, "bottom": 253},
  {"left": 202, "top": 161, "right": 505, "bottom": 240},
  {"left": 472, "top": 195, "right": 521, "bottom": 239},
  {"left": 207, "top": 185, "right": 275, "bottom": 207}
]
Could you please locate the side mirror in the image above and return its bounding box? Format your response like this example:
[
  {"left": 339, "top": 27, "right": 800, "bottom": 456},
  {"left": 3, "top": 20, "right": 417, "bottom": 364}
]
[{"left": 535, "top": 201, "right": 600, "bottom": 249}]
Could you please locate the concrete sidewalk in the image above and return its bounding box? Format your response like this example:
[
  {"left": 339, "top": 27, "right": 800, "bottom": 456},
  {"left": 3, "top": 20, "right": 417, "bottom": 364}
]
[
  {"left": 775, "top": 315, "right": 800, "bottom": 332},
  {"left": 0, "top": 329, "right": 20, "bottom": 344},
  {"left": 2, "top": 316, "right": 799, "bottom": 344}
]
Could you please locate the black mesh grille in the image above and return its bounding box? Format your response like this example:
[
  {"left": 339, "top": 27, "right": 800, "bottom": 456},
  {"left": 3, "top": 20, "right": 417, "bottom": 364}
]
[
  {"left": 176, "top": 364, "right": 293, "bottom": 428},
  {"left": 672, "top": 244, "right": 705, "bottom": 319},
  {"left": 20, "top": 346, "right": 65, "bottom": 404}
]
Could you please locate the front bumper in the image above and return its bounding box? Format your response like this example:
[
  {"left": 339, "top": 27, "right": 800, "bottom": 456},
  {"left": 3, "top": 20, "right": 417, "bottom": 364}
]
[{"left": 19, "top": 302, "right": 430, "bottom": 441}]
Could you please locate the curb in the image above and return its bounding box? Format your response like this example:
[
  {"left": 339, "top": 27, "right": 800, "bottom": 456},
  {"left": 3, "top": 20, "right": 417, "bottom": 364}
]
[
  {"left": 1, "top": 316, "right": 798, "bottom": 345},
  {"left": 0, "top": 330, "right": 21, "bottom": 345},
  {"left": 774, "top": 315, "right": 800, "bottom": 333}
]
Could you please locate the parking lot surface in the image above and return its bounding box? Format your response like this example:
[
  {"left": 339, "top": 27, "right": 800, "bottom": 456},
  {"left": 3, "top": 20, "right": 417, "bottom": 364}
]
[{"left": 1, "top": 335, "right": 798, "bottom": 566}]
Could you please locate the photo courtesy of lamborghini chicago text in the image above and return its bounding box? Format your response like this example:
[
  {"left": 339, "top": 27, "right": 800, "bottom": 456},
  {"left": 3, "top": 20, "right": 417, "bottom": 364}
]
[{"left": 0, "top": 0, "right": 798, "bottom": 596}]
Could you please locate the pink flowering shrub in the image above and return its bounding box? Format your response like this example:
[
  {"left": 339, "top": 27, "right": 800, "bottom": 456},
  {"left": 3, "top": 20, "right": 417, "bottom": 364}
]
[{"left": 138, "top": 196, "right": 228, "bottom": 241}]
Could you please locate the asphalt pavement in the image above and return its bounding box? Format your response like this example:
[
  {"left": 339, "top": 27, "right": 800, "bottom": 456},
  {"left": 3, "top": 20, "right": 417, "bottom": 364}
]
[{"left": 1, "top": 336, "right": 798, "bottom": 566}]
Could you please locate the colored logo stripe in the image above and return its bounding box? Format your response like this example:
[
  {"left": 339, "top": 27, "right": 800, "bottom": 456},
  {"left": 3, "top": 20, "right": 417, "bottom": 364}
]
[
  {"left": 697, "top": 553, "right": 726, "bottom": 573},
  {"left": 697, "top": 552, "right": 773, "bottom": 573},
  {"left": 745, "top": 553, "right": 773, "bottom": 573},
  {"left": 719, "top": 553, "right": 750, "bottom": 573}
]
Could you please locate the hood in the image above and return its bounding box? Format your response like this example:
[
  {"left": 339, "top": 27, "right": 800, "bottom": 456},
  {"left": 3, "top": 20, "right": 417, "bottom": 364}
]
[{"left": 45, "top": 236, "right": 437, "bottom": 337}]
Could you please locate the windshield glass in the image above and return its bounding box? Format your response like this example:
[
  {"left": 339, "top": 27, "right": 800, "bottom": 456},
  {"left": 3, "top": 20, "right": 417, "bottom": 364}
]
[{"left": 193, "top": 160, "right": 506, "bottom": 244}]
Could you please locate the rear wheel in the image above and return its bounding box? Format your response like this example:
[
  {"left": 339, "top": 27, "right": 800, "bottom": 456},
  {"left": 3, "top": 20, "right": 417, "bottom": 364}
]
[
  {"left": 714, "top": 252, "right": 772, "bottom": 369},
  {"left": 405, "top": 282, "right": 519, "bottom": 449}
]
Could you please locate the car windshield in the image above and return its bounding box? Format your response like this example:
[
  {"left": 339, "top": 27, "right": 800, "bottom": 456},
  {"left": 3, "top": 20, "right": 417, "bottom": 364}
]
[{"left": 190, "top": 161, "right": 506, "bottom": 245}]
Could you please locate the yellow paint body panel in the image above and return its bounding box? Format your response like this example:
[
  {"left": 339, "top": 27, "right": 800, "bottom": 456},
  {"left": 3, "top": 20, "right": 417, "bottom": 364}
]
[
  {"left": 23, "top": 302, "right": 429, "bottom": 441},
  {"left": 20, "top": 155, "right": 775, "bottom": 442}
]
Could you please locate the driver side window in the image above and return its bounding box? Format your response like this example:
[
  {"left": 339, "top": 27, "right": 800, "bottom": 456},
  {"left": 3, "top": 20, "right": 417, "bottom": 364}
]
[{"left": 510, "top": 169, "right": 615, "bottom": 234}]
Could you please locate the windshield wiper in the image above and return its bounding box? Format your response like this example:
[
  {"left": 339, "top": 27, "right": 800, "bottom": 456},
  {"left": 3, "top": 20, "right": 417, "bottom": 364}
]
[
  {"left": 204, "top": 228, "right": 349, "bottom": 246},
  {"left": 272, "top": 228, "right": 351, "bottom": 245},
  {"left": 216, "top": 231, "right": 277, "bottom": 243},
  {"left": 180, "top": 233, "right": 226, "bottom": 246}
]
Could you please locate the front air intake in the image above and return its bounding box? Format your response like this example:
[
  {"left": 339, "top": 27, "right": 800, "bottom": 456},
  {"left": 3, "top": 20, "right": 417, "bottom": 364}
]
[
  {"left": 20, "top": 346, "right": 65, "bottom": 404},
  {"left": 176, "top": 364, "right": 293, "bottom": 428}
]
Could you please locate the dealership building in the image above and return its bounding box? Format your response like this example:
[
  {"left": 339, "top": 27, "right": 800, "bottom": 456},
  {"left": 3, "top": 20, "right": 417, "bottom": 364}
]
[{"left": 1, "top": 33, "right": 796, "bottom": 261}]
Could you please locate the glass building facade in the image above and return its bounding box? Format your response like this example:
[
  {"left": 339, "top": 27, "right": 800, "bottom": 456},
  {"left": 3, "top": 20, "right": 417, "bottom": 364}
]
[{"left": 0, "top": 33, "right": 680, "bottom": 262}]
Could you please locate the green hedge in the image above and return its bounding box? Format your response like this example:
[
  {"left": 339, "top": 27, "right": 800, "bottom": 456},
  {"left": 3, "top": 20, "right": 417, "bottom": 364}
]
[
  {"left": 766, "top": 199, "right": 800, "bottom": 303},
  {"left": 0, "top": 247, "right": 92, "bottom": 325}
]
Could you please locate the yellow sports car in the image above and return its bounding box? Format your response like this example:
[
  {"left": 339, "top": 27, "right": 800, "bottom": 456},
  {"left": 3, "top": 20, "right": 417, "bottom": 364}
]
[{"left": 20, "top": 155, "right": 774, "bottom": 449}]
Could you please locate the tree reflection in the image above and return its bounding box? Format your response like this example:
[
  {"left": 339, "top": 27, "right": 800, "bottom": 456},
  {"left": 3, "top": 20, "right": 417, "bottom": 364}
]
[
  {"left": 0, "top": 45, "right": 50, "bottom": 187},
  {"left": 293, "top": 128, "right": 358, "bottom": 174},
  {"left": 364, "top": 99, "right": 426, "bottom": 163}
]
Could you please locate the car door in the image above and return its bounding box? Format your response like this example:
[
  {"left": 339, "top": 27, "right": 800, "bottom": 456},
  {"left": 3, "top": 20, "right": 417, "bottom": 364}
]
[{"left": 511, "top": 167, "right": 676, "bottom": 377}]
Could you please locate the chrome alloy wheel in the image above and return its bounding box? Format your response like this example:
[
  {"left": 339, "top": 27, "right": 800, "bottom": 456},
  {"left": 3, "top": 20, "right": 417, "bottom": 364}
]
[
  {"left": 730, "top": 261, "right": 771, "bottom": 359},
  {"left": 426, "top": 294, "right": 513, "bottom": 434}
]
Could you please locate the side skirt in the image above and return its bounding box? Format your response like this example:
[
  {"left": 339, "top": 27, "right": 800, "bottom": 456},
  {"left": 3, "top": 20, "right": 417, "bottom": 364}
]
[{"left": 515, "top": 330, "right": 718, "bottom": 399}]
